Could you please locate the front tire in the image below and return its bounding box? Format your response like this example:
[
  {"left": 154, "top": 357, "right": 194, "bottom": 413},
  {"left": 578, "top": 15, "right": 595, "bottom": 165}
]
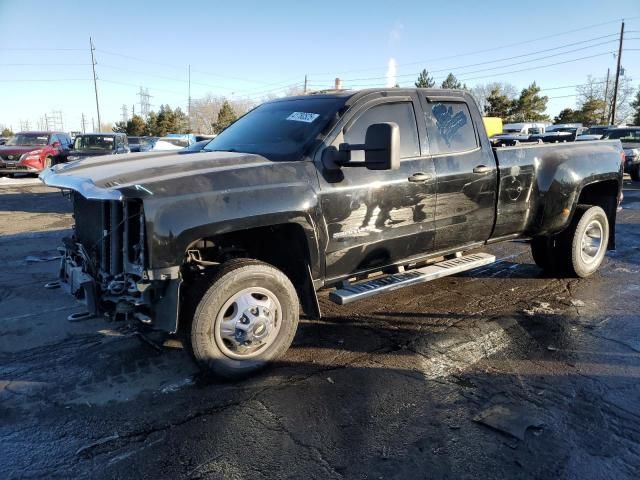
[{"left": 190, "top": 259, "right": 299, "bottom": 379}]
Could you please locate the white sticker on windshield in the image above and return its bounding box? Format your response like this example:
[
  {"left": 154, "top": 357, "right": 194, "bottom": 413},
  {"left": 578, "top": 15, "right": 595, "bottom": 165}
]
[{"left": 286, "top": 112, "right": 320, "bottom": 123}]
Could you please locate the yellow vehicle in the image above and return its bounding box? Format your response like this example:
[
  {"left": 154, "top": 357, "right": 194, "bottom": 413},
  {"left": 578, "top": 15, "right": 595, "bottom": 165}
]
[{"left": 482, "top": 117, "right": 503, "bottom": 138}]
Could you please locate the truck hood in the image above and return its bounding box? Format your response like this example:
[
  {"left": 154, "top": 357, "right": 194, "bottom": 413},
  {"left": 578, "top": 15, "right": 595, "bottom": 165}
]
[{"left": 40, "top": 150, "right": 272, "bottom": 200}]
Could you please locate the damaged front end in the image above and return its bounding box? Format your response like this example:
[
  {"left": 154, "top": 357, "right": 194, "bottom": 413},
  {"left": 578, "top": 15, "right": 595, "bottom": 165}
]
[{"left": 56, "top": 191, "right": 181, "bottom": 332}]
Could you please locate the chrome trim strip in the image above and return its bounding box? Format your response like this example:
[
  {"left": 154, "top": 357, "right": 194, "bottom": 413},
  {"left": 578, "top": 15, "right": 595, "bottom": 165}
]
[{"left": 39, "top": 167, "right": 123, "bottom": 201}]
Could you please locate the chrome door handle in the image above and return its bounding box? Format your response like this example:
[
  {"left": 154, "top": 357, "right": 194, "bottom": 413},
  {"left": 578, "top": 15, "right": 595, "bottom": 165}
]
[
  {"left": 408, "top": 172, "right": 433, "bottom": 183},
  {"left": 473, "top": 165, "right": 491, "bottom": 174}
]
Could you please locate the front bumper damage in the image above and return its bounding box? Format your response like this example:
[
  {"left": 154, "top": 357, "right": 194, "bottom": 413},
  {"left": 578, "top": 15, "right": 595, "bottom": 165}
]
[{"left": 40, "top": 169, "right": 181, "bottom": 332}]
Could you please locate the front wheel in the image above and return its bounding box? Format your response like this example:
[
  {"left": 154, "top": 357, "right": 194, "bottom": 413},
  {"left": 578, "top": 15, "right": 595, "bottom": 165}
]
[
  {"left": 190, "top": 259, "right": 299, "bottom": 379},
  {"left": 565, "top": 206, "right": 609, "bottom": 277}
]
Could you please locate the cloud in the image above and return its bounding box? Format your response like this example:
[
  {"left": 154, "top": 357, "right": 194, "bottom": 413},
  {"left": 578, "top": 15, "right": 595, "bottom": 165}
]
[{"left": 386, "top": 58, "right": 397, "bottom": 88}]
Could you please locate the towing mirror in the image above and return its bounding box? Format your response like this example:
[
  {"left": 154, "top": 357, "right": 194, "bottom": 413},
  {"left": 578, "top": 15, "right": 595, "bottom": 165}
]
[
  {"left": 363, "top": 122, "right": 400, "bottom": 170},
  {"left": 326, "top": 122, "right": 400, "bottom": 171}
]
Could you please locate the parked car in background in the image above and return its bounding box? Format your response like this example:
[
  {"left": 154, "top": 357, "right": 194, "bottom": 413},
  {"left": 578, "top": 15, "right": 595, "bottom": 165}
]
[
  {"left": 603, "top": 127, "right": 640, "bottom": 181},
  {"left": 0, "top": 131, "right": 72, "bottom": 175},
  {"left": 532, "top": 125, "right": 587, "bottom": 143},
  {"left": 179, "top": 139, "right": 211, "bottom": 153},
  {"left": 152, "top": 136, "right": 191, "bottom": 151},
  {"left": 489, "top": 122, "right": 546, "bottom": 146},
  {"left": 577, "top": 125, "right": 614, "bottom": 141},
  {"left": 68, "top": 133, "right": 130, "bottom": 161},
  {"left": 127, "top": 136, "right": 155, "bottom": 153},
  {"left": 0, "top": 137, "right": 9, "bottom": 145},
  {"left": 165, "top": 133, "right": 196, "bottom": 146}
]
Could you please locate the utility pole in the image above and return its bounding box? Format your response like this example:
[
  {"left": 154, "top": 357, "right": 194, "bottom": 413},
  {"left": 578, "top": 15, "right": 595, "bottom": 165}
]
[
  {"left": 610, "top": 21, "right": 625, "bottom": 125},
  {"left": 121, "top": 104, "right": 128, "bottom": 123},
  {"left": 81, "top": 113, "right": 87, "bottom": 134},
  {"left": 44, "top": 114, "right": 49, "bottom": 131},
  {"left": 91, "top": 117, "right": 95, "bottom": 133},
  {"left": 188, "top": 64, "right": 192, "bottom": 132},
  {"left": 90, "top": 37, "right": 102, "bottom": 132},
  {"left": 603, "top": 68, "right": 610, "bottom": 124},
  {"left": 304, "top": 74, "right": 308, "bottom": 94}
]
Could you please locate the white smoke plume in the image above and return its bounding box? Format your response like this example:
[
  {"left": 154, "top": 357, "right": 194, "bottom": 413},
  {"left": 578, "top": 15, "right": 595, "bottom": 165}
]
[{"left": 385, "top": 58, "right": 397, "bottom": 88}]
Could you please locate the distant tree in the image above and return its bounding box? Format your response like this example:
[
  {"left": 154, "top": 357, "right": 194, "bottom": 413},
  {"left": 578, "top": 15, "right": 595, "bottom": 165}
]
[
  {"left": 631, "top": 87, "right": 640, "bottom": 125},
  {"left": 212, "top": 100, "right": 238, "bottom": 133},
  {"left": 484, "top": 87, "right": 514, "bottom": 118},
  {"left": 554, "top": 108, "right": 578, "bottom": 124},
  {"left": 112, "top": 121, "right": 127, "bottom": 133},
  {"left": 509, "top": 82, "right": 549, "bottom": 122},
  {"left": 126, "top": 115, "right": 147, "bottom": 136},
  {"left": 172, "top": 107, "right": 189, "bottom": 133},
  {"left": 415, "top": 69, "right": 435, "bottom": 88},
  {"left": 145, "top": 112, "right": 158, "bottom": 136},
  {"left": 576, "top": 98, "right": 606, "bottom": 126},
  {"left": 471, "top": 82, "right": 517, "bottom": 114},
  {"left": 440, "top": 73, "right": 467, "bottom": 90},
  {"left": 155, "top": 105, "right": 175, "bottom": 137},
  {"left": 2, "top": 127, "right": 14, "bottom": 137},
  {"left": 578, "top": 75, "right": 635, "bottom": 124}
]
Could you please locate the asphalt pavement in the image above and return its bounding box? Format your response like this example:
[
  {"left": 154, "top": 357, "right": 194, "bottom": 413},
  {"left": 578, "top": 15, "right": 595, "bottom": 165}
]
[{"left": 1, "top": 176, "right": 639, "bottom": 479}]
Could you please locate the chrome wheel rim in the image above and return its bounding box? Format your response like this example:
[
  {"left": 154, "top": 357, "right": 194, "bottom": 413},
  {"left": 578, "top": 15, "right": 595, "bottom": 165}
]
[
  {"left": 214, "top": 287, "right": 282, "bottom": 360},
  {"left": 580, "top": 220, "right": 603, "bottom": 264}
]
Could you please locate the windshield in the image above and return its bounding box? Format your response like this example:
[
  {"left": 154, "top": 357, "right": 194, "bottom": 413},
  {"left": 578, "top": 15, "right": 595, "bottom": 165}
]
[
  {"left": 203, "top": 97, "right": 346, "bottom": 161},
  {"left": 6, "top": 133, "right": 49, "bottom": 146},
  {"left": 73, "top": 135, "right": 115, "bottom": 151},
  {"left": 603, "top": 129, "right": 640, "bottom": 141}
]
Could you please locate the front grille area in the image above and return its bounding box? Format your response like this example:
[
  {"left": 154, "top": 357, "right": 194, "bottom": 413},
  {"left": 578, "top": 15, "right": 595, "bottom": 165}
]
[{"left": 72, "top": 193, "right": 144, "bottom": 277}]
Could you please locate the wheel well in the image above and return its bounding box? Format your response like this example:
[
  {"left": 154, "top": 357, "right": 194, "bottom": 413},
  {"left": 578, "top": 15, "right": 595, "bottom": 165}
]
[
  {"left": 183, "top": 223, "right": 320, "bottom": 319},
  {"left": 577, "top": 180, "right": 619, "bottom": 249}
]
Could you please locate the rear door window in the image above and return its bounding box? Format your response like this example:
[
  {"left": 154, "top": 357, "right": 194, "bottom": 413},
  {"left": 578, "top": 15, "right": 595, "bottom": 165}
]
[
  {"left": 424, "top": 101, "right": 478, "bottom": 155},
  {"left": 344, "top": 102, "right": 420, "bottom": 161}
]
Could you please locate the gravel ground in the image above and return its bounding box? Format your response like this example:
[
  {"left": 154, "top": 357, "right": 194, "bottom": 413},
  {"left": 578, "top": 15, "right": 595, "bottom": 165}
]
[{"left": 1, "top": 177, "right": 639, "bottom": 479}]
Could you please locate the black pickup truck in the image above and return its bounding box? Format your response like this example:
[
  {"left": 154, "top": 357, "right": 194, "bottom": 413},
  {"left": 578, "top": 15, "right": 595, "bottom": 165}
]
[{"left": 40, "top": 88, "right": 624, "bottom": 378}]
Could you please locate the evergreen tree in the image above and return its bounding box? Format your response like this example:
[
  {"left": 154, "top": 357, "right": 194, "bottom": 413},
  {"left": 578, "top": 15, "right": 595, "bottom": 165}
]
[
  {"left": 554, "top": 108, "right": 578, "bottom": 124},
  {"left": 631, "top": 87, "right": 640, "bottom": 125},
  {"left": 212, "top": 100, "right": 237, "bottom": 133},
  {"left": 576, "top": 98, "right": 606, "bottom": 126},
  {"left": 1, "top": 128, "right": 12, "bottom": 137},
  {"left": 509, "top": 82, "right": 549, "bottom": 122},
  {"left": 145, "top": 112, "right": 158, "bottom": 136},
  {"left": 156, "top": 105, "right": 175, "bottom": 137},
  {"left": 484, "top": 87, "right": 513, "bottom": 118},
  {"left": 112, "top": 121, "right": 127, "bottom": 133},
  {"left": 440, "top": 73, "right": 467, "bottom": 90},
  {"left": 415, "top": 69, "right": 435, "bottom": 88}
]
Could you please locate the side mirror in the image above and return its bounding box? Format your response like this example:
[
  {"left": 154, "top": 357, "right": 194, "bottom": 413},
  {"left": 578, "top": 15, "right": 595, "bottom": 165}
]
[
  {"left": 323, "top": 122, "right": 400, "bottom": 171},
  {"left": 363, "top": 122, "right": 400, "bottom": 170}
]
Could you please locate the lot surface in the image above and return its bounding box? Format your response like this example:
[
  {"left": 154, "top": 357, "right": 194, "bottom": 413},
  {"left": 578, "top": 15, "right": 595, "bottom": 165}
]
[{"left": 1, "top": 176, "right": 639, "bottom": 479}]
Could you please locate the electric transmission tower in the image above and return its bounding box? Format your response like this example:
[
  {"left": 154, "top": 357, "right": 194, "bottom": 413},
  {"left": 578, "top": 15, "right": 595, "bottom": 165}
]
[
  {"left": 138, "top": 87, "right": 152, "bottom": 118},
  {"left": 121, "top": 104, "right": 129, "bottom": 123}
]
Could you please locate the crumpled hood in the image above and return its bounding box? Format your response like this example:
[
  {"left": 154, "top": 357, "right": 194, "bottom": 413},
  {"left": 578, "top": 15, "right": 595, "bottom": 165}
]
[{"left": 40, "top": 150, "right": 272, "bottom": 199}]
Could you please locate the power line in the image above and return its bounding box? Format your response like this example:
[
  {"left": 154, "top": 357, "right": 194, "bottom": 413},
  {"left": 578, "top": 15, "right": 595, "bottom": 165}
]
[{"left": 310, "top": 16, "right": 640, "bottom": 76}]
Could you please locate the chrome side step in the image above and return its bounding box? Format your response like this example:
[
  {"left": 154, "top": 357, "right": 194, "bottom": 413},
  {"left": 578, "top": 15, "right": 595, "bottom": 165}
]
[{"left": 329, "top": 252, "right": 495, "bottom": 305}]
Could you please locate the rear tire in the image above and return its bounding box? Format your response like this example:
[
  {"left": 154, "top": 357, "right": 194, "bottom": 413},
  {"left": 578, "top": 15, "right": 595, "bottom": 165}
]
[
  {"left": 190, "top": 259, "right": 299, "bottom": 379},
  {"left": 631, "top": 165, "right": 640, "bottom": 182},
  {"left": 564, "top": 206, "right": 609, "bottom": 277}
]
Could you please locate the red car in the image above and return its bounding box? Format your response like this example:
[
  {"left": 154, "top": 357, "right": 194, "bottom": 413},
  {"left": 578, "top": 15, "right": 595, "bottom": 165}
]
[{"left": 0, "top": 131, "right": 73, "bottom": 175}]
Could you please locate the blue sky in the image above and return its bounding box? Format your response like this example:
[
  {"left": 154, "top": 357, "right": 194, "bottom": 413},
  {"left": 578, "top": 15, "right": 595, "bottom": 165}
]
[{"left": 1, "top": 0, "right": 639, "bottom": 132}]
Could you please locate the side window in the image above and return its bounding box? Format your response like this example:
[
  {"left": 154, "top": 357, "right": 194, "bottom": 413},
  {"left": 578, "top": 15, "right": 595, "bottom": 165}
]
[
  {"left": 344, "top": 102, "right": 420, "bottom": 161},
  {"left": 424, "top": 101, "right": 478, "bottom": 155},
  {"left": 49, "top": 134, "right": 59, "bottom": 145}
]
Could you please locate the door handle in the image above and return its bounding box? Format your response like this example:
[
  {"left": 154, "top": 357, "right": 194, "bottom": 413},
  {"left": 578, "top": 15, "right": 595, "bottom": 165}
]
[
  {"left": 473, "top": 165, "right": 492, "bottom": 174},
  {"left": 408, "top": 172, "right": 433, "bottom": 183}
]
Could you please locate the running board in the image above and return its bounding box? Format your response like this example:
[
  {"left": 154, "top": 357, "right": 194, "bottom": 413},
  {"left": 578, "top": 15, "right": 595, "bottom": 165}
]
[{"left": 329, "top": 252, "right": 495, "bottom": 305}]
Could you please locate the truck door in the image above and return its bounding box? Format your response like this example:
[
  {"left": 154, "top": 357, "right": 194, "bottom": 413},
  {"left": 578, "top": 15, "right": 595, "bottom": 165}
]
[
  {"left": 317, "top": 94, "right": 436, "bottom": 282},
  {"left": 419, "top": 95, "right": 497, "bottom": 251}
]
